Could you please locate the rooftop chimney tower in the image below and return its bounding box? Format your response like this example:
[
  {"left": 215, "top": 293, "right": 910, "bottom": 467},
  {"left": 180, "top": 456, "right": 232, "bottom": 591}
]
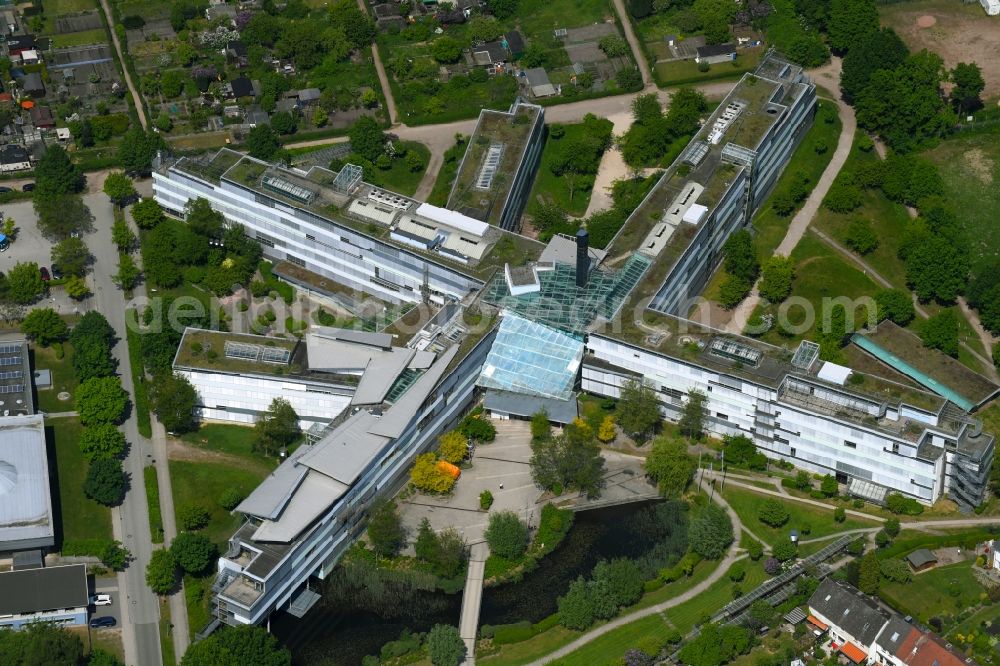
[{"left": 576, "top": 228, "right": 589, "bottom": 288}]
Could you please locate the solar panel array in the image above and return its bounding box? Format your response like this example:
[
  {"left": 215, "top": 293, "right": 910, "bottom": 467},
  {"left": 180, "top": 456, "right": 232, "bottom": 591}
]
[
  {"left": 709, "top": 337, "right": 763, "bottom": 367},
  {"left": 0, "top": 384, "right": 23, "bottom": 394},
  {"left": 0, "top": 370, "right": 22, "bottom": 379},
  {"left": 682, "top": 141, "right": 710, "bottom": 167},
  {"left": 0, "top": 343, "right": 21, "bottom": 355},
  {"left": 224, "top": 340, "right": 292, "bottom": 365},
  {"left": 0, "top": 355, "right": 20, "bottom": 366},
  {"left": 476, "top": 143, "right": 504, "bottom": 190}
]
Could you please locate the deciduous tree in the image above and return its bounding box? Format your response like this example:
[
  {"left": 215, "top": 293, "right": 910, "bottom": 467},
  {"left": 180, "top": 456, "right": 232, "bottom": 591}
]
[
  {"left": 919, "top": 309, "right": 959, "bottom": 356},
  {"left": 678, "top": 389, "right": 707, "bottom": 440},
  {"left": 83, "top": 458, "right": 127, "bottom": 506},
  {"left": 7, "top": 261, "right": 45, "bottom": 304},
  {"left": 20, "top": 308, "right": 67, "bottom": 345},
  {"left": 758, "top": 499, "right": 790, "bottom": 527},
  {"left": 411, "top": 452, "right": 456, "bottom": 493},
  {"left": 51, "top": 237, "right": 91, "bottom": 277},
  {"left": 80, "top": 423, "right": 127, "bottom": 460},
  {"left": 644, "top": 436, "right": 696, "bottom": 498},
  {"left": 76, "top": 377, "right": 129, "bottom": 425},
  {"left": 367, "top": 499, "right": 405, "bottom": 557},
  {"left": 484, "top": 511, "right": 528, "bottom": 560},
  {"left": 103, "top": 171, "right": 136, "bottom": 205},
  {"left": 254, "top": 397, "right": 300, "bottom": 454},
  {"left": 427, "top": 624, "right": 466, "bottom": 666},
  {"left": 758, "top": 255, "right": 795, "bottom": 303},
  {"left": 132, "top": 198, "right": 164, "bottom": 229},
  {"left": 246, "top": 124, "right": 281, "bottom": 160},
  {"left": 688, "top": 503, "right": 733, "bottom": 559},
  {"left": 145, "top": 549, "right": 178, "bottom": 595},
  {"left": 150, "top": 372, "right": 198, "bottom": 433},
  {"left": 616, "top": 377, "right": 661, "bottom": 443},
  {"left": 951, "top": 62, "right": 985, "bottom": 113},
  {"left": 171, "top": 532, "right": 216, "bottom": 574},
  {"left": 180, "top": 625, "right": 290, "bottom": 666},
  {"left": 438, "top": 430, "right": 468, "bottom": 464}
]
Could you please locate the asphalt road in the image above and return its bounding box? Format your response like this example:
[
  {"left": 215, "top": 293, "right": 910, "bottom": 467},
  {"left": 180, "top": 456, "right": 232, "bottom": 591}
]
[{"left": 85, "top": 191, "right": 163, "bottom": 666}]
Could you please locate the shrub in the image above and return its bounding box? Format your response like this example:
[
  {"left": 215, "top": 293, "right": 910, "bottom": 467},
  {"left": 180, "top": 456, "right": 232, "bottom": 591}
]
[
  {"left": 834, "top": 507, "right": 846, "bottom": 523},
  {"left": 772, "top": 539, "right": 797, "bottom": 562},
  {"left": 746, "top": 539, "right": 763, "bottom": 561},
  {"left": 479, "top": 490, "right": 494, "bottom": 510},
  {"left": 763, "top": 557, "right": 781, "bottom": 575},
  {"left": 460, "top": 414, "right": 496, "bottom": 442},
  {"left": 178, "top": 503, "right": 210, "bottom": 531},
  {"left": 885, "top": 493, "right": 924, "bottom": 515},
  {"left": 823, "top": 181, "right": 863, "bottom": 213},
  {"left": 484, "top": 511, "right": 528, "bottom": 560},
  {"left": 758, "top": 499, "right": 790, "bottom": 527}
]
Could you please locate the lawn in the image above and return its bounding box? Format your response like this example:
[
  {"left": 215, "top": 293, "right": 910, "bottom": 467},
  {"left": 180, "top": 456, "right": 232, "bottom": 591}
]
[
  {"left": 665, "top": 560, "right": 767, "bottom": 633},
  {"left": 920, "top": 127, "right": 1000, "bottom": 263},
  {"left": 179, "top": 423, "right": 259, "bottom": 458},
  {"left": 721, "top": 486, "right": 878, "bottom": 547},
  {"left": 48, "top": 418, "right": 114, "bottom": 552},
  {"left": 427, "top": 136, "right": 468, "bottom": 206},
  {"left": 51, "top": 28, "right": 108, "bottom": 48},
  {"left": 125, "top": 326, "right": 151, "bottom": 437},
  {"left": 370, "top": 141, "right": 431, "bottom": 196},
  {"left": 654, "top": 50, "right": 763, "bottom": 87},
  {"left": 33, "top": 344, "right": 78, "bottom": 414},
  {"left": 168, "top": 459, "right": 268, "bottom": 549},
  {"left": 749, "top": 233, "right": 882, "bottom": 346},
  {"left": 880, "top": 561, "right": 985, "bottom": 626},
  {"left": 144, "top": 466, "right": 163, "bottom": 544},
  {"left": 185, "top": 573, "right": 212, "bottom": 640},
  {"left": 527, "top": 121, "right": 609, "bottom": 218}
]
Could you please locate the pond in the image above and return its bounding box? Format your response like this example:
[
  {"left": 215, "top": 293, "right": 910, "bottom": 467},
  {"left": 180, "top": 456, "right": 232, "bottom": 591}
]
[{"left": 272, "top": 499, "right": 685, "bottom": 665}]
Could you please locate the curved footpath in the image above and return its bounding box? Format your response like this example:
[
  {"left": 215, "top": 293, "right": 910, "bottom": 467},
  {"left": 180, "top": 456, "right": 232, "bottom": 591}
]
[{"left": 524, "top": 470, "right": 745, "bottom": 666}]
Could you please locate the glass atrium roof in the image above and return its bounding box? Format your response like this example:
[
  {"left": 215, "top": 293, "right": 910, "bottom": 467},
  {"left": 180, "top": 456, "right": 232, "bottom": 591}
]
[
  {"left": 482, "top": 253, "right": 651, "bottom": 333},
  {"left": 477, "top": 313, "right": 584, "bottom": 401}
]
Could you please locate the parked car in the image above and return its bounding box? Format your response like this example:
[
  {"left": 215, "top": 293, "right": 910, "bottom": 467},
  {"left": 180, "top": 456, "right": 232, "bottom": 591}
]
[
  {"left": 90, "top": 594, "right": 112, "bottom": 606},
  {"left": 51, "top": 264, "right": 63, "bottom": 280},
  {"left": 0, "top": 187, "right": 11, "bottom": 194},
  {"left": 89, "top": 616, "right": 116, "bottom": 628},
  {"left": 39, "top": 267, "right": 50, "bottom": 281},
  {"left": 21, "top": 183, "right": 34, "bottom": 192}
]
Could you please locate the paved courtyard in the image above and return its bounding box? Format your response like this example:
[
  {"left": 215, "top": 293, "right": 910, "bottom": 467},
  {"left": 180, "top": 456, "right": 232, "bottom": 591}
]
[{"left": 397, "top": 419, "right": 659, "bottom": 549}]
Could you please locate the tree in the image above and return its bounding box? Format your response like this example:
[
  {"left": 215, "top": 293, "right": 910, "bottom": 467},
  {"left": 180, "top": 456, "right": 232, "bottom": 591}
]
[
  {"left": 438, "top": 430, "right": 468, "bottom": 464},
  {"left": 484, "top": 511, "right": 528, "bottom": 560},
  {"left": 411, "top": 453, "right": 457, "bottom": 493},
  {"left": 146, "top": 549, "right": 177, "bottom": 595},
  {"left": 616, "top": 377, "right": 661, "bottom": 442},
  {"left": 460, "top": 414, "right": 496, "bottom": 442},
  {"left": 678, "top": 624, "right": 752, "bottom": 666},
  {"left": 431, "top": 36, "right": 463, "bottom": 64},
  {"left": 758, "top": 499, "right": 790, "bottom": 527},
  {"left": 758, "top": 256, "right": 795, "bottom": 303},
  {"left": 170, "top": 532, "right": 216, "bottom": 575},
  {"left": 951, "top": 62, "right": 985, "bottom": 113},
  {"left": 884, "top": 517, "right": 901, "bottom": 537},
  {"left": 246, "top": 124, "right": 281, "bottom": 160},
  {"left": 826, "top": 0, "right": 878, "bottom": 54},
  {"left": 719, "top": 274, "right": 753, "bottom": 310},
  {"left": 593, "top": 557, "right": 644, "bottom": 609},
  {"left": 920, "top": 309, "right": 959, "bottom": 357},
  {"left": 558, "top": 577, "right": 596, "bottom": 629},
  {"left": 875, "top": 289, "right": 915, "bottom": 326},
  {"left": 76, "top": 377, "right": 129, "bottom": 425},
  {"left": 253, "top": 397, "right": 300, "bottom": 454},
  {"left": 112, "top": 215, "right": 136, "bottom": 252},
  {"left": 367, "top": 499, "right": 405, "bottom": 557},
  {"left": 132, "top": 198, "right": 165, "bottom": 229},
  {"left": 597, "top": 415, "right": 616, "bottom": 443},
  {"left": 688, "top": 503, "right": 734, "bottom": 559},
  {"left": 89, "top": 649, "right": 125, "bottom": 666},
  {"left": 100, "top": 540, "right": 130, "bottom": 571},
  {"left": 180, "top": 625, "right": 291, "bottom": 666},
  {"left": 0, "top": 622, "right": 86, "bottom": 666},
  {"left": 645, "top": 436, "right": 696, "bottom": 498},
  {"left": 858, "top": 551, "right": 879, "bottom": 593},
  {"left": 840, "top": 27, "right": 908, "bottom": 103},
  {"left": 103, "top": 171, "right": 136, "bottom": 205},
  {"left": 823, "top": 181, "right": 863, "bottom": 213},
  {"left": 7, "top": 261, "right": 45, "bottom": 304},
  {"left": 71, "top": 310, "right": 115, "bottom": 348},
  {"left": 117, "top": 128, "right": 166, "bottom": 174},
  {"left": 820, "top": 474, "right": 838, "bottom": 497},
  {"left": 531, "top": 409, "right": 550, "bottom": 441},
  {"left": 83, "top": 458, "right": 127, "bottom": 506},
  {"left": 34, "top": 144, "right": 82, "bottom": 198},
  {"left": 63, "top": 275, "right": 89, "bottom": 300},
  {"left": 178, "top": 504, "right": 210, "bottom": 531},
  {"left": 72, "top": 337, "right": 116, "bottom": 382},
  {"left": 80, "top": 423, "right": 127, "bottom": 460},
  {"left": 415, "top": 517, "right": 440, "bottom": 563},
  {"left": 487, "top": 0, "right": 519, "bottom": 19},
  {"left": 115, "top": 254, "right": 141, "bottom": 291},
  {"left": 746, "top": 599, "right": 774, "bottom": 631},
  {"left": 598, "top": 35, "right": 630, "bottom": 58},
  {"left": 834, "top": 506, "right": 846, "bottom": 523},
  {"left": 51, "top": 237, "right": 91, "bottom": 277},
  {"left": 905, "top": 233, "right": 968, "bottom": 303},
  {"left": 843, "top": 217, "right": 879, "bottom": 255},
  {"left": 879, "top": 558, "right": 912, "bottom": 583},
  {"left": 723, "top": 229, "right": 759, "bottom": 283},
  {"left": 269, "top": 111, "right": 297, "bottom": 136},
  {"left": 530, "top": 424, "right": 606, "bottom": 498},
  {"left": 150, "top": 372, "right": 198, "bottom": 433},
  {"left": 20, "top": 308, "right": 67, "bottom": 345},
  {"left": 348, "top": 116, "right": 386, "bottom": 163},
  {"left": 426, "top": 624, "right": 466, "bottom": 666},
  {"left": 678, "top": 389, "right": 707, "bottom": 440}
]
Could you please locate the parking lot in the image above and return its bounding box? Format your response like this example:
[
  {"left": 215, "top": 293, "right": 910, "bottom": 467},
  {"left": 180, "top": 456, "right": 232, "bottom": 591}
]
[{"left": 0, "top": 199, "right": 88, "bottom": 316}]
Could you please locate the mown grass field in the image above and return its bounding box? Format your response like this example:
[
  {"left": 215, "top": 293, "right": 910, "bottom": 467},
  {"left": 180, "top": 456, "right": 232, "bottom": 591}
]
[
  {"left": 880, "top": 560, "right": 985, "bottom": 625},
  {"left": 33, "top": 344, "right": 78, "bottom": 414},
  {"left": 721, "top": 485, "right": 878, "bottom": 546},
  {"left": 49, "top": 418, "right": 113, "bottom": 549}
]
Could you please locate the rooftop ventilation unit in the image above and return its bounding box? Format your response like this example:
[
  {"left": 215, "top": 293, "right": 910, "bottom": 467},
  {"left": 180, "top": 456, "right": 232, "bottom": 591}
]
[{"left": 707, "top": 102, "right": 745, "bottom": 145}]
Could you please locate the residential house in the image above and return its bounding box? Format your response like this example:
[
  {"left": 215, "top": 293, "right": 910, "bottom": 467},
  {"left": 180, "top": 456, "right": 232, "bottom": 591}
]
[
  {"left": 229, "top": 76, "right": 257, "bottom": 100},
  {"left": 472, "top": 40, "right": 509, "bottom": 69},
  {"left": 296, "top": 88, "right": 321, "bottom": 106},
  {"left": 807, "top": 580, "right": 974, "bottom": 666},
  {"left": 0, "top": 144, "right": 30, "bottom": 172},
  {"left": 20, "top": 72, "right": 44, "bottom": 97},
  {"left": 226, "top": 40, "right": 249, "bottom": 68},
  {"left": 205, "top": 3, "right": 238, "bottom": 22},
  {"left": 19, "top": 49, "right": 39, "bottom": 65},
  {"left": 28, "top": 105, "right": 54, "bottom": 129},
  {"left": 7, "top": 34, "right": 35, "bottom": 58},
  {"left": 245, "top": 106, "right": 269, "bottom": 127},
  {"left": 695, "top": 43, "right": 737, "bottom": 65},
  {"left": 523, "top": 67, "right": 557, "bottom": 98},
  {"left": 504, "top": 31, "right": 525, "bottom": 58},
  {"left": 0, "top": 564, "right": 89, "bottom": 629}
]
